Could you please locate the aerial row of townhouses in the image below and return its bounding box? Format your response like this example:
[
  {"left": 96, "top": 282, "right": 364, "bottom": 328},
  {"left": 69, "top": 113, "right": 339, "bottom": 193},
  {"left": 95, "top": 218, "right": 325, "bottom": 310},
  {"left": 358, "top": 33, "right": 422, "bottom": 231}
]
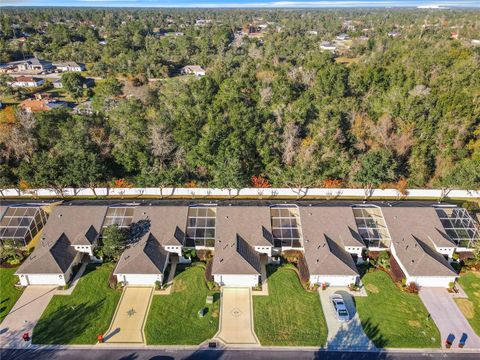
[{"left": 0, "top": 201, "right": 478, "bottom": 289}]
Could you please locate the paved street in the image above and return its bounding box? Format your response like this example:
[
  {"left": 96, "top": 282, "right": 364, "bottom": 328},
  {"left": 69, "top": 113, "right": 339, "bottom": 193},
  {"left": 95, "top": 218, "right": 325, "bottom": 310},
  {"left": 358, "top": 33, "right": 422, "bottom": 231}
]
[
  {"left": 318, "top": 288, "right": 375, "bottom": 350},
  {"left": 2, "top": 348, "right": 480, "bottom": 360},
  {"left": 0, "top": 286, "right": 57, "bottom": 349},
  {"left": 419, "top": 287, "right": 480, "bottom": 349},
  {"left": 216, "top": 287, "right": 259, "bottom": 345}
]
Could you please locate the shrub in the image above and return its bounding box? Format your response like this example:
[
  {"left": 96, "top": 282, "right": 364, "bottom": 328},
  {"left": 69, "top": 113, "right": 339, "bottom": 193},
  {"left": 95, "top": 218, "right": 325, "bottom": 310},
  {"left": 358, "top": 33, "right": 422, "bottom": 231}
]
[
  {"left": 282, "top": 250, "right": 303, "bottom": 264},
  {"left": 377, "top": 251, "right": 390, "bottom": 269},
  {"left": 108, "top": 271, "right": 118, "bottom": 289},
  {"left": 8, "top": 258, "right": 20, "bottom": 265},
  {"left": 207, "top": 281, "right": 216, "bottom": 291},
  {"left": 155, "top": 280, "right": 161, "bottom": 290},
  {"left": 405, "top": 282, "right": 419, "bottom": 294},
  {"left": 452, "top": 252, "right": 460, "bottom": 261},
  {"left": 401, "top": 278, "right": 407, "bottom": 287}
]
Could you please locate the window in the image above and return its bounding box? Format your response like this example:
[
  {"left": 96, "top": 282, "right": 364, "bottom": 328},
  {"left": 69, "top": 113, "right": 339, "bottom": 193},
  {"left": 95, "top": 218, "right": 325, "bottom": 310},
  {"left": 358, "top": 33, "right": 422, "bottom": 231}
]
[
  {"left": 435, "top": 207, "right": 479, "bottom": 249},
  {"left": 185, "top": 206, "right": 216, "bottom": 248},
  {"left": 102, "top": 206, "right": 134, "bottom": 229},
  {"left": 353, "top": 206, "right": 391, "bottom": 249},
  {"left": 270, "top": 205, "right": 303, "bottom": 248},
  {"left": 0, "top": 206, "right": 49, "bottom": 247}
]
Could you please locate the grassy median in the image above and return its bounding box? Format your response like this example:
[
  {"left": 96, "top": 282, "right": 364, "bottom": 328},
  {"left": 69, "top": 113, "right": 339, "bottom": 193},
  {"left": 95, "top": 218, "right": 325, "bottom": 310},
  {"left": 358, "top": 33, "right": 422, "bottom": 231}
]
[
  {"left": 356, "top": 271, "right": 441, "bottom": 348},
  {"left": 0, "top": 267, "right": 23, "bottom": 324},
  {"left": 32, "top": 263, "right": 121, "bottom": 344},
  {"left": 145, "top": 264, "right": 220, "bottom": 345},
  {"left": 253, "top": 265, "right": 328, "bottom": 346},
  {"left": 455, "top": 271, "right": 480, "bottom": 336}
]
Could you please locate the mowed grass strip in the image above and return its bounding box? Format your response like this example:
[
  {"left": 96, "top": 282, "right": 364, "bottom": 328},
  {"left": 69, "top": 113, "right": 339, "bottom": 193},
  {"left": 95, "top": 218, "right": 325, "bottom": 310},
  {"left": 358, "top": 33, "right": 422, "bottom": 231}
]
[
  {"left": 455, "top": 271, "right": 480, "bottom": 336},
  {"left": 356, "top": 271, "right": 441, "bottom": 348},
  {"left": 145, "top": 264, "right": 219, "bottom": 345},
  {"left": 0, "top": 267, "right": 23, "bottom": 324},
  {"left": 33, "top": 263, "right": 121, "bottom": 344},
  {"left": 253, "top": 265, "right": 327, "bottom": 346}
]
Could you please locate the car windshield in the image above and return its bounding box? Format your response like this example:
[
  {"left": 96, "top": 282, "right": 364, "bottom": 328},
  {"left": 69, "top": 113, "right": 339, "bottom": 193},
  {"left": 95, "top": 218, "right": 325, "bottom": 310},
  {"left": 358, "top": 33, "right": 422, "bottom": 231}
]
[{"left": 338, "top": 310, "right": 348, "bottom": 316}]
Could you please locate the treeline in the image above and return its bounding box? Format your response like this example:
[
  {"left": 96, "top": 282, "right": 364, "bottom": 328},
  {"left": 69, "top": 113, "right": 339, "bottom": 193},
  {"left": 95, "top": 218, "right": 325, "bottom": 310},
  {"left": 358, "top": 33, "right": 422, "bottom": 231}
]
[{"left": 0, "top": 9, "right": 479, "bottom": 190}]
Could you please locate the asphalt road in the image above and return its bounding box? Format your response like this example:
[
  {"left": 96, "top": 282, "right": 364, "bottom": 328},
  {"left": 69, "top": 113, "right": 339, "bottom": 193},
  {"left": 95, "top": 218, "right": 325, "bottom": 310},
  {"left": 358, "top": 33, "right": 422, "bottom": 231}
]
[{"left": 1, "top": 348, "right": 480, "bottom": 360}]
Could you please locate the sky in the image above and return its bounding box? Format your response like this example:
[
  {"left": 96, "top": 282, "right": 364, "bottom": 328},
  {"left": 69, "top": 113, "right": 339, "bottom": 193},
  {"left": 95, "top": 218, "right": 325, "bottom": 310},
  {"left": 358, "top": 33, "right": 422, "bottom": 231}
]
[{"left": 1, "top": 0, "right": 479, "bottom": 8}]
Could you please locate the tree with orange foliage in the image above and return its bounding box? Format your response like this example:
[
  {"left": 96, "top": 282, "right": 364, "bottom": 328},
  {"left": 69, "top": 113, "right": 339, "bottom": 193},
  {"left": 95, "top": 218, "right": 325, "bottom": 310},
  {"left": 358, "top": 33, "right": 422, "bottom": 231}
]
[
  {"left": 322, "top": 179, "right": 343, "bottom": 188},
  {"left": 251, "top": 175, "right": 271, "bottom": 188},
  {"left": 186, "top": 180, "right": 197, "bottom": 188},
  {"left": 112, "top": 178, "right": 133, "bottom": 188}
]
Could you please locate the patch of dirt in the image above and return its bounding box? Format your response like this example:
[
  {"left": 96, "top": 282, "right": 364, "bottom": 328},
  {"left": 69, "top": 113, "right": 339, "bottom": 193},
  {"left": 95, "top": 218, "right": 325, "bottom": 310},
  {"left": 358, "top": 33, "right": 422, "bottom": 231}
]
[
  {"left": 211, "top": 309, "right": 219, "bottom": 318},
  {"left": 408, "top": 320, "right": 421, "bottom": 327},
  {"left": 173, "top": 279, "right": 186, "bottom": 292},
  {"left": 365, "top": 284, "right": 379, "bottom": 294},
  {"left": 456, "top": 299, "right": 475, "bottom": 319}
]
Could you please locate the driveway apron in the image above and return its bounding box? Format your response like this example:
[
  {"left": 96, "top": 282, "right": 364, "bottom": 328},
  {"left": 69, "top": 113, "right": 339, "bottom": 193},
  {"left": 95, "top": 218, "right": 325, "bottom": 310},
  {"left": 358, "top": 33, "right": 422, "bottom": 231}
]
[
  {"left": 318, "top": 287, "right": 376, "bottom": 350},
  {"left": 419, "top": 287, "right": 480, "bottom": 349},
  {"left": 216, "top": 287, "right": 259, "bottom": 345},
  {"left": 103, "top": 286, "right": 154, "bottom": 344},
  {"left": 0, "top": 286, "right": 57, "bottom": 348}
]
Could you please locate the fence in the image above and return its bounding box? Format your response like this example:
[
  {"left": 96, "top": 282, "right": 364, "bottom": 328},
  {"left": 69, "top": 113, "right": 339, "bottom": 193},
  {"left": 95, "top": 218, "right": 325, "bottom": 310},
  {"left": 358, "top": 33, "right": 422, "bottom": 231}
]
[{"left": 0, "top": 187, "right": 479, "bottom": 200}]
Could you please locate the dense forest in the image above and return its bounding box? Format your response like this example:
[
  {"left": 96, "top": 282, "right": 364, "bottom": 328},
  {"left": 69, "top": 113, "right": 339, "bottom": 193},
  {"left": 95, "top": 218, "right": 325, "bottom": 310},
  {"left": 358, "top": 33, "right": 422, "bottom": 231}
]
[{"left": 0, "top": 8, "right": 479, "bottom": 190}]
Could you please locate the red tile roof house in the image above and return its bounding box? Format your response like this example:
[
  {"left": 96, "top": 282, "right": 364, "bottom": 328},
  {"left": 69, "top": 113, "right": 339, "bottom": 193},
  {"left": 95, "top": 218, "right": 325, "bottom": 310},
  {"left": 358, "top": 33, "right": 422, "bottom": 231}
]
[
  {"left": 11, "top": 76, "right": 44, "bottom": 88},
  {"left": 8, "top": 201, "right": 478, "bottom": 289}
]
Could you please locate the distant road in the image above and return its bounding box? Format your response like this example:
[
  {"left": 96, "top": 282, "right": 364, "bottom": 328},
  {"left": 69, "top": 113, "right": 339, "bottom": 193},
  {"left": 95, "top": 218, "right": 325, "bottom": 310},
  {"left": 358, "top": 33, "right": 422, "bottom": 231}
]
[{"left": 2, "top": 348, "right": 480, "bottom": 360}]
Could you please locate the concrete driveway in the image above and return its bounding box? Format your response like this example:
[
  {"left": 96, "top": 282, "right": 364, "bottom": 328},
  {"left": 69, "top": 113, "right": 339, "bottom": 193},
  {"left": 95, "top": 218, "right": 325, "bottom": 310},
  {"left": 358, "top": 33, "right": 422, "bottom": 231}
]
[
  {"left": 318, "top": 288, "right": 376, "bottom": 350},
  {"left": 0, "top": 286, "right": 57, "bottom": 348},
  {"left": 103, "top": 287, "right": 153, "bottom": 344},
  {"left": 419, "top": 287, "right": 480, "bottom": 349},
  {"left": 216, "top": 287, "right": 259, "bottom": 346}
]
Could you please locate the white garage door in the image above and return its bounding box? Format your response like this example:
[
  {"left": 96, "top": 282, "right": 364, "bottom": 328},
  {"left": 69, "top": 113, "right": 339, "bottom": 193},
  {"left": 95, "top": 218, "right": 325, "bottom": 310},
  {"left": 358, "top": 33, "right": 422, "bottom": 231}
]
[
  {"left": 120, "top": 274, "right": 161, "bottom": 286},
  {"left": 214, "top": 274, "right": 259, "bottom": 287},
  {"left": 409, "top": 276, "right": 456, "bottom": 288},
  {"left": 24, "top": 274, "right": 64, "bottom": 286}
]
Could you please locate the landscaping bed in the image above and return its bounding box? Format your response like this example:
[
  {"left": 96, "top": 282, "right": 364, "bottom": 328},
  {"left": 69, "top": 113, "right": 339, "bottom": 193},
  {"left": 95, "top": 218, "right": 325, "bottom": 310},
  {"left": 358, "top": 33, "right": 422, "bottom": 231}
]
[
  {"left": 145, "top": 263, "right": 219, "bottom": 345},
  {"left": 455, "top": 271, "right": 480, "bottom": 336},
  {"left": 0, "top": 267, "right": 23, "bottom": 323},
  {"left": 253, "top": 265, "right": 328, "bottom": 346},
  {"left": 356, "top": 271, "right": 441, "bottom": 348},
  {"left": 32, "top": 263, "right": 121, "bottom": 344}
]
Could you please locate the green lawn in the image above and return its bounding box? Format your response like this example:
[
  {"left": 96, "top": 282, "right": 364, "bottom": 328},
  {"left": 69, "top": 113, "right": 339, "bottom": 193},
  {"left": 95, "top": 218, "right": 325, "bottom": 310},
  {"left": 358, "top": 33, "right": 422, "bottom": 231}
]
[
  {"left": 0, "top": 267, "right": 23, "bottom": 324},
  {"left": 455, "top": 271, "right": 480, "bottom": 336},
  {"left": 32, "top": 263, "right": 121, "bottom": 344},
  {"left": 356, "top": 271, "right": 441, "bottom": 348},
  {"left": 145, "top": 264, "right": 219, "bottom": 345},
  {"left": 253, "top": 265, "right": 328, "bottom": 346}
]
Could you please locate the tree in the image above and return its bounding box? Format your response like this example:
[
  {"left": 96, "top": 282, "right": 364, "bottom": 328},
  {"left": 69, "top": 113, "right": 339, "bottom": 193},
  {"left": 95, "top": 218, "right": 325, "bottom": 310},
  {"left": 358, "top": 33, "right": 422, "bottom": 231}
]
[
  {"left": 354, "top": 149, "right": 398, "bottom": 187},
  {"left": 473, "top": 240, "right": 480, "bottom": 264},
  {"left": 101, "top": 225, "right": 127, "bottom": 261},
  {"left": 61, "top": 72, "right": 86, "bottom": 99}
]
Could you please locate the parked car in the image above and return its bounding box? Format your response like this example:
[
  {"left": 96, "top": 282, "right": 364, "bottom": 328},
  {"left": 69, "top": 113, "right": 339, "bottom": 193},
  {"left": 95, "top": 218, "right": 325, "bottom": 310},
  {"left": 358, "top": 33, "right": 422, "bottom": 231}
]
[{"left": 330, "top": 294, "right": 350, "bottom": 322}]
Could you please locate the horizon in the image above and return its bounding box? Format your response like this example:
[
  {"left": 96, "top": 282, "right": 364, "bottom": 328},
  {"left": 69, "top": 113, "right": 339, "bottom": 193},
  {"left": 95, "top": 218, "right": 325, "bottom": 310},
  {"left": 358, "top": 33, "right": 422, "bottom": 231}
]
[{"left": 2, "top": 1, "right": 480, "bottom": 9}]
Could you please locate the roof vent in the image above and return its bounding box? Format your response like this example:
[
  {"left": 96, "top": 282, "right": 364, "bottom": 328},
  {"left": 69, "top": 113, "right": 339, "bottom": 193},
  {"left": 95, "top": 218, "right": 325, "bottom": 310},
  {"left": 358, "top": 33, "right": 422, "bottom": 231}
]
[
  {"left": 309, "top": 204, "right": 312, "bottom": 207},
  {"left": 316, "top": 259, "right": 319, "bottom": 262},
  {"left": 143, "top": 211, "right": 146, "bottom": 215},
  {"left": 220, "top": 258, "right": 223, "bottom": 262},
  {"left": 149, "top": 203, "right": 152, "bottom": 206},
  {"left": 58, "top": 214, "right": 62, "bottom": 217}
]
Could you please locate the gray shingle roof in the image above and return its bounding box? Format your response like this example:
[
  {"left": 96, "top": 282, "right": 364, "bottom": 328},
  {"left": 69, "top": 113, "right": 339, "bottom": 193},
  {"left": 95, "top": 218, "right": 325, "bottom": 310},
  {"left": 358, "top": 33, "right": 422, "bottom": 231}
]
[
  {"left": 382, "top": 206, "right": 456, "bottom": 249},
  {"left": 16, "top": 205, "right": 107, "bottom": 275},
  {"left": 300, "top": 207, "right": 359, "bottom": 276},
  {"left": 131, "top": 206, "right": 188, "bottom": 246},
  {"left": 212, "top": 206, "right": 269, "bottom": 275},
  {"left": 114, "top": 233, "right": 169, "bottom": 275},
  {"left": 392, "top": 235, "right": 457, "bottom": 277}
]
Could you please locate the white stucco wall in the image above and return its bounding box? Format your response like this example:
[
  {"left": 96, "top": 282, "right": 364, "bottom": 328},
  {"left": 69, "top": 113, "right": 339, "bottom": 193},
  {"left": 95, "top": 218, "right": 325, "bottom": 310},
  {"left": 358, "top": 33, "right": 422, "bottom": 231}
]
[
  {"left": 344, "top": 246, "right": 363, "bottom": 257},
  {"left": 74, "top": 245, "right": 93, "bottom": 256},
  {"left": 214, "top": 274, "right": 259, "bottom": 287},
  {"left": 164, "top": 245, "right": 182, "bottom": 256},
  {"left": 310, "top": 274, "right": 358, "bottom": 287},
  {"left": 117, "top": 273, "right": 162, "bottom": 285}
]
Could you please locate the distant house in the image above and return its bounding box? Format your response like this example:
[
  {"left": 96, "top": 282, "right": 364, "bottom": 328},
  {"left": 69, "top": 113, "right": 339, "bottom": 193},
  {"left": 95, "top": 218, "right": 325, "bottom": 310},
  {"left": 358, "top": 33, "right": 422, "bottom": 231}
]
[
  {"left": 17, "top": 58, "right": 53, "bottom": 72},
  {"left": 55, "top": 61, "right": 85, "bottom": 72},
  {"left": 320, "top": 41, "right": 336, "bottom": 52},
  {"left": 336, "top": 33, "right": 350, "bottom": 41},
  {"left": 307, "top": 30, "right": 318, "bottom": 36},
  {"left": 11, "top": 76, "right": 44, "bottom": 88},
  {"left": 20, "top": 98, "right": 67, "bottom": 113},
  {"left": 53, "top": 79, "right": 63, "bottom": 88},
  {"left": 181, "top": 65, "right": 206, "bottom": 77},
  {"left": 471, "top": 39, "right": 480, "bottom": 46},
  {"left": 388, "top": 31, "right": 400, "bottom": 37}
]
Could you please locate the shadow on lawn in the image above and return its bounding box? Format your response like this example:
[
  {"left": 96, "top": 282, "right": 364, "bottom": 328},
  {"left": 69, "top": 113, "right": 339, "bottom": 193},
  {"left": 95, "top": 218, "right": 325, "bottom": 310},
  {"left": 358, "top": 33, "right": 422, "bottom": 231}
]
[{"left": 32, "top": 299, "right": 105, "bottom": 344}]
